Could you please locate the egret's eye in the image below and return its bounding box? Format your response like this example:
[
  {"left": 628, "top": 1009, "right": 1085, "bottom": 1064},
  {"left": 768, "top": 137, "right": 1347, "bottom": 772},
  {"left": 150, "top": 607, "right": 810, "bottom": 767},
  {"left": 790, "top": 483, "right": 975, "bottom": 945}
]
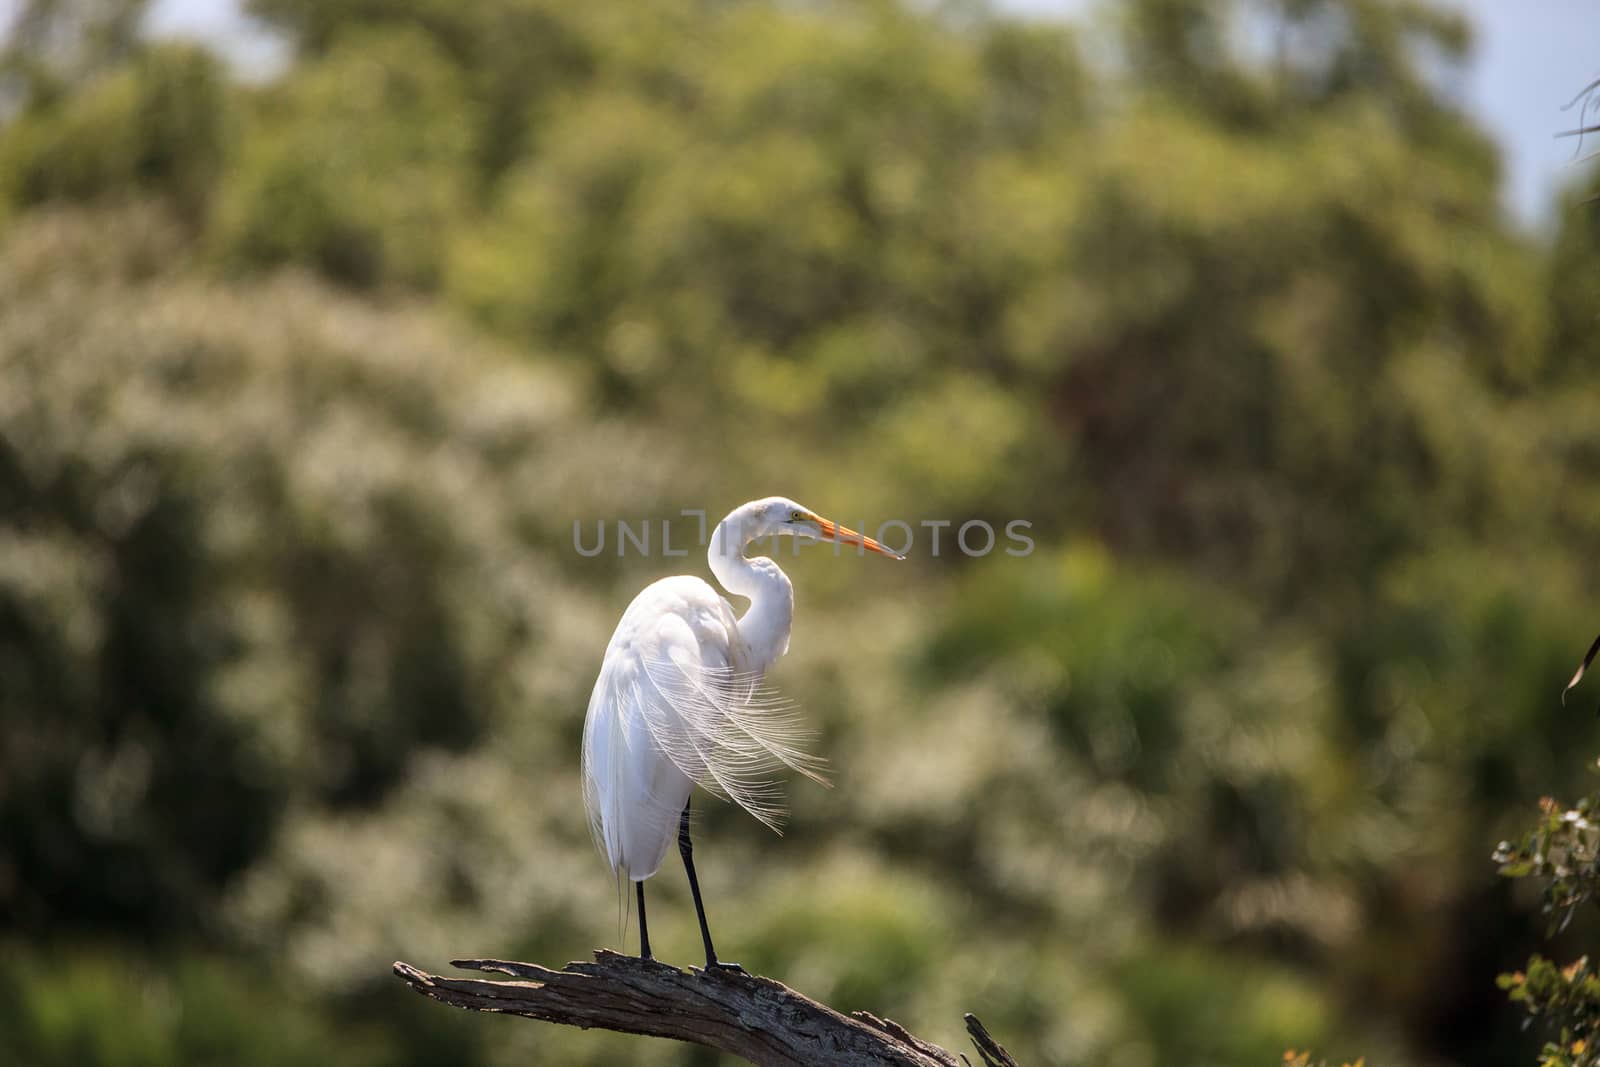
[{"left": 791, "top": 511, "right": 805, "bottom": 523}]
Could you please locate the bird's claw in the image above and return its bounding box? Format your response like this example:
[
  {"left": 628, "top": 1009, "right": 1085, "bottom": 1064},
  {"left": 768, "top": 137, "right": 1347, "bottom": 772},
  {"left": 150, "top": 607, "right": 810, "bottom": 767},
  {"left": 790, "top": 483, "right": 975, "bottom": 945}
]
[{"left": 704, "top": 959, "right": 746, "bottom": 974}]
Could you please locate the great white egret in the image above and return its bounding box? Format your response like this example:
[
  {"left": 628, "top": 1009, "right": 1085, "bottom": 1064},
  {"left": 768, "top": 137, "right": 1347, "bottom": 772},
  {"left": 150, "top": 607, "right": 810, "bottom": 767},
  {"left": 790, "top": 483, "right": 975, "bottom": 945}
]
[{"left": 581, "top": 497, "right": 902, "bottom": 966}]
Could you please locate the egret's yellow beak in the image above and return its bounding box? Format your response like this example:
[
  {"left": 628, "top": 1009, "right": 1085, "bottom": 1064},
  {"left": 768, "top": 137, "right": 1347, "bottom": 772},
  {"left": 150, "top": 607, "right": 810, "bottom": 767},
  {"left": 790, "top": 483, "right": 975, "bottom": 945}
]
[{"left": 809, "top": 514, "right": 904, "bottom": 560}]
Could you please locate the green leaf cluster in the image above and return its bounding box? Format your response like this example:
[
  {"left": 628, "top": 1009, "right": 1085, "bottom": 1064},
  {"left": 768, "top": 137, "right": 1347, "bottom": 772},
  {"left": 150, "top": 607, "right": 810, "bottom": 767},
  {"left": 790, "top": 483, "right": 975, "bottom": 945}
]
[{"left": 1499, "top": 781, "right": 1600, "bottom": 1067}]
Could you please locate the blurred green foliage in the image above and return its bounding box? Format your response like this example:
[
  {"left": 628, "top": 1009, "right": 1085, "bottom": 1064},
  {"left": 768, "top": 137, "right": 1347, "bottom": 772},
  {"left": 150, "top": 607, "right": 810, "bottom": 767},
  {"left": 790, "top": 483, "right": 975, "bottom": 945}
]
[
  {"left": 213, "top": 27, "right": 469, "bottom": 286},
  {"left": 0, "top": 42, "right": 230, "bottom": 220},
  {"left": 0, "top": 0, "right": 1598, "bottom": 1065}
]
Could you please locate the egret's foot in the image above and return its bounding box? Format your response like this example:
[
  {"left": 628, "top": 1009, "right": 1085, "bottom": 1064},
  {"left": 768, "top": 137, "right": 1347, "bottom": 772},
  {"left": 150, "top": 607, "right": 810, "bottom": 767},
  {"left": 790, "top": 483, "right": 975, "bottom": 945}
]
[{"left": 704, "top": 959, "right": 745, "bottom": 974}]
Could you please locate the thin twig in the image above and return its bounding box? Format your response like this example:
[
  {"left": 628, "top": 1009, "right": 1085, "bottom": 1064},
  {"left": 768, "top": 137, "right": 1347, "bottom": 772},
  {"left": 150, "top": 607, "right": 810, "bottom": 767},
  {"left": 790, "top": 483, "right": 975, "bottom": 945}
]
[{"left": 1562, "top": 76, "right": 1600, "bottom": 111}]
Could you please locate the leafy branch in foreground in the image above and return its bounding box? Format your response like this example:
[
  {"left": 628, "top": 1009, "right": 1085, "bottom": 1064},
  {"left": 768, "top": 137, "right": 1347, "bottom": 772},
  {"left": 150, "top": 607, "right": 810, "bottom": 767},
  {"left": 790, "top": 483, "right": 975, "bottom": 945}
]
[
  {"left": 1495, "top": 753, "right": 1600, "bottom": 1066},
  {"left": 1497, "top": 956, "right": 1600, "bottom": 1067},
  {"left": 1281, "top": 1050, "right": 1365, "bottom": 1067},
  {"left": 1496, "top": 793, "right": 1600, "bottom": 931}
]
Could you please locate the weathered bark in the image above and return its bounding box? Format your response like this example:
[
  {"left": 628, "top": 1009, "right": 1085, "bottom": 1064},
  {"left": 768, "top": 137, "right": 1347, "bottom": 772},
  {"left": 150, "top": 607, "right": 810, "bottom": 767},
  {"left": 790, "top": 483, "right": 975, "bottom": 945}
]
[
  {"left": 964, "top": 1013, "right": 1023, "bottom": 1067},
  {"left": 392, "top": 951, "right": 1018, "bottom": 1066}
]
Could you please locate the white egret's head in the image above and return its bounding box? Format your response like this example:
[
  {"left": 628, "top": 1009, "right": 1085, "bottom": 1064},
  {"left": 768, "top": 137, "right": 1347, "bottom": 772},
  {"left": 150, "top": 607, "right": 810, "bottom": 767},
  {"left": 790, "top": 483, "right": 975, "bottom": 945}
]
[{"left": 746, "top": 497, "right": 904, "bottom": 559}]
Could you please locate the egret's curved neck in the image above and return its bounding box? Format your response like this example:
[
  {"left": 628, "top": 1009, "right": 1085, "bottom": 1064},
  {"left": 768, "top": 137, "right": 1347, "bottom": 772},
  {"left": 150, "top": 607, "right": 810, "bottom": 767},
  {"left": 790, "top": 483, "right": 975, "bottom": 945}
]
[{"left": 708, "top": 507, "right": 794, "bottom": 672}]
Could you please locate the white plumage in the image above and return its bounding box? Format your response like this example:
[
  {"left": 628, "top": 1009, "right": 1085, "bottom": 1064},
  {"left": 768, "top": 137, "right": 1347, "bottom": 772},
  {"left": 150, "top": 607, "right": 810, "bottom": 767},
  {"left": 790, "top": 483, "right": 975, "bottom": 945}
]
[
  {"left": 579, "top": 497, "right": 900, "bottom": 964},
  {"left": 581, "top": 576, "right": 816, "bottom": 877}
]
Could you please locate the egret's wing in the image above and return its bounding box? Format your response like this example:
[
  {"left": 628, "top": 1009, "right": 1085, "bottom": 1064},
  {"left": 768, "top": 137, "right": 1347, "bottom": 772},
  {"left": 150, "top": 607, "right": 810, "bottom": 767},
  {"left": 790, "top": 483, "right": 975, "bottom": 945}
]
[
  {"left": 638, "top": 650, "right": 828, "bottom": 832},
  {"left": 581, "top": 649, "right": 638, "bottom": 875}
]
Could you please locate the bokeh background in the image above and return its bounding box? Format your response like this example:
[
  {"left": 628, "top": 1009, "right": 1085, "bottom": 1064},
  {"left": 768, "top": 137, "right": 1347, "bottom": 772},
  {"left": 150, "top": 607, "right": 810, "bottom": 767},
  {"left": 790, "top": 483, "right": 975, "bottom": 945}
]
[{"left": 3, "top": 1, "right": 1600, "bottom": 1064}]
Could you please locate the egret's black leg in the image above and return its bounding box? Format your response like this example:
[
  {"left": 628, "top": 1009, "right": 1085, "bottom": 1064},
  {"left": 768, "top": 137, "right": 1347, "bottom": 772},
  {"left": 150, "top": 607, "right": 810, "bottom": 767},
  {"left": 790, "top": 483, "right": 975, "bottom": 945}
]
[
  {"left": 636, "top": 880, "right": 652, "bottom": 961},
  {"left": 679, "top": 799, "right": 738, "bottom": 970}
]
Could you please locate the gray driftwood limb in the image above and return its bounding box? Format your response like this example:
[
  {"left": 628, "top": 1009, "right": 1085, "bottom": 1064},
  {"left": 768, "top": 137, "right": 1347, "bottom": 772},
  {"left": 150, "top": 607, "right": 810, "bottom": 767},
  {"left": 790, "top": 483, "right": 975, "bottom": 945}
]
[
  {"left": 392, "top": 950, "right": 1018, "bottom": 1066},
  {"left": 964, "top": 1013, "right": 1023, "bottom": 1067}
]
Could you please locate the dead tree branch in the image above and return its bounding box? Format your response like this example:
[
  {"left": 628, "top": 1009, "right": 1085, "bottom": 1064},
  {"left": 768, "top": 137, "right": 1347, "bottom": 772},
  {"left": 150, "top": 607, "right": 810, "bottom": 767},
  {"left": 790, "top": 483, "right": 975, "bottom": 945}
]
[
  {"left": 964, "top": 1013, "right": 1023, "bottom": 1067},
  {"left": 392, "top": 950, "right": 1018, "bottom": 1066}
]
